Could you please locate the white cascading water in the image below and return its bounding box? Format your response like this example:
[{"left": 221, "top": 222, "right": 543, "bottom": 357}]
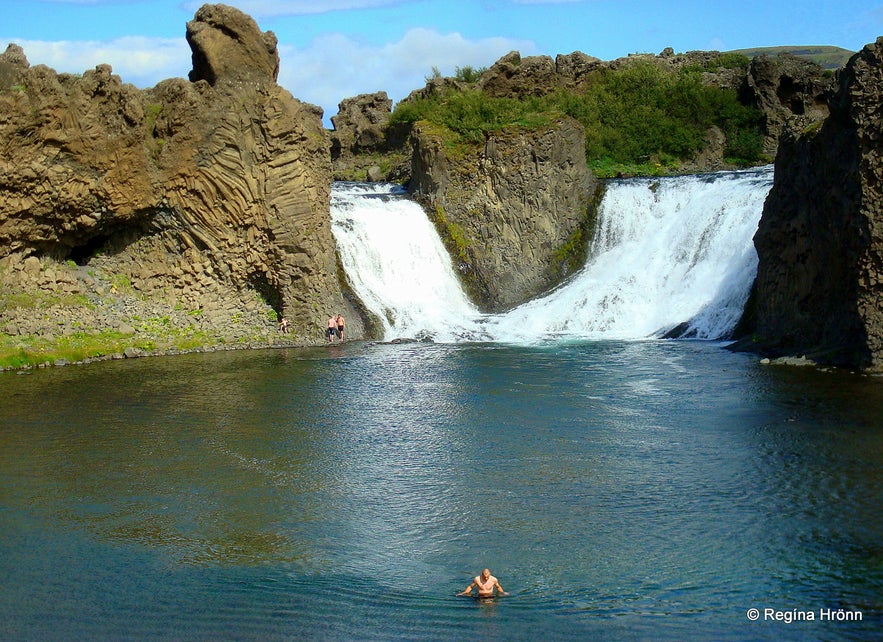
[
  {"left": 330, "top": 167, "right": 774, "bottom": 344},
  {"left": 331, "top": 183, "right": 485, "bottom": 342}
]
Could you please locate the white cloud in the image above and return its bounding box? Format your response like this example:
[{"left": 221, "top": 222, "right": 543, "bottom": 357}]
[
  {"left": 707, "top": 37, "right": 727, "bottom": 52},
  {"left": 278, "top": 27, "right": 537, "bottom": 124},
  {"left": 4, "top": 36, "right": 191, "bottom": 87},
  {"left": 4, "top": 27, "right": 535, "bottom": 127}
]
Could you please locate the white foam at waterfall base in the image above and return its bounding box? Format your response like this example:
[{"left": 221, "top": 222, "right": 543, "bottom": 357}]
[{"left": 330, "top": 168, "right": 774, "bottom": 344}]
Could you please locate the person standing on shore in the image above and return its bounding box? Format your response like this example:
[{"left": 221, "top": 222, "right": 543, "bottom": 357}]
[
  {"left": 326, "top": 315, "right": 337, "bottom": 342},
  {"left": 336, "top": 314, "right": 346, "bottom": 342}
]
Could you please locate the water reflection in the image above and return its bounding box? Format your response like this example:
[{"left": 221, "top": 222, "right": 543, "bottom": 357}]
[
  {"left": 1, "top": 343, "right": 882, "bottom": 639},
  {"left": 1, "top": 350, "right": 340, "bottom": 566}
]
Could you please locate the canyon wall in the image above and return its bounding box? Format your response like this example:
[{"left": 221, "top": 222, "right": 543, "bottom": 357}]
[
  {"left": 0, "top": 4, "right": 364, "bottom": 352},
  {"left": 746, "top": 38, "right": 883, "bottom": 371},
  {"left": 409, "top": 118, "right": 598, "bottom": 312}
]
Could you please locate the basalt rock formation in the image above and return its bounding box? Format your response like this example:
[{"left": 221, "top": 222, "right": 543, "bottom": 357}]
[
  {"left": 409, "top": 118, "right": 599, "bottom": 312},
  {"left": 741, "top": 53, "right": 835, "bottom": 156},
  {"left": 329, "top": 91, "right": 410, "bottom": 181},
  {"left": 744, "top": 37, "right": 883, "bottom": 371},
  {"left": 333, "top": 47, "right": 835, "bottom": 185},
  {"left": 329, "top": 47, "right": 833, "bottom": 315},
  {"left": 475, "top": 49, "right": 834, "bottom": 159},
  {"left": 0, "top": 4, "right": 363, "bottom": 354}
]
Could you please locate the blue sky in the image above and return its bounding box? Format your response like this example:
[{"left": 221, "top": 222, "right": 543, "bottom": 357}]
[{"left": 2, "top": 0, "right": 881, "bottom": 125}]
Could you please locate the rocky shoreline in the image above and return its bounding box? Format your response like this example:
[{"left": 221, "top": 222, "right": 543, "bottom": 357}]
[
  {"left": 0, "top": 253, "right": 310, "bottom": 372},
  {"left": 0, "top": 4, "right": 365, "bottom": 374},
  {"left": 2, "top": 340, "right": 307, "bottom": 374}
]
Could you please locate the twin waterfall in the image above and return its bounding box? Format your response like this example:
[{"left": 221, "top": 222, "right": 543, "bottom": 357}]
[{"left": 330, "top": 168, "right": 774, "bottom": 344}]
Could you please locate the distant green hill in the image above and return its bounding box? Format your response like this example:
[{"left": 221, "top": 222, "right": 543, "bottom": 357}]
[{"left": 728, "top": 45, "right": 854, "bottom": 69}]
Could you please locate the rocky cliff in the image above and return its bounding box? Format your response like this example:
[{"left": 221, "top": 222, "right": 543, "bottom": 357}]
[
  {"left": 0, "top": 4, "right": 363, "bottom": 361},
  {"left": 331, "top": 48, "right": 835, "bottom": 183},
  {"left": 742, "top": 53, "right": 835, "bottom": 156},
  {"left": 745, "top": 37, "right": 883, "bottom": 371},
  {"left": 329, "top": 92, "right": 410, "bottom": 181},
  {"left": 328, "top": 46, "right": 835, "bottom": 322},
  {"left": 409, "top": 118, "right": 598, "bottom": 312},
  {"left": 458, "top": 48, "right": 834, "bottom": 163}
]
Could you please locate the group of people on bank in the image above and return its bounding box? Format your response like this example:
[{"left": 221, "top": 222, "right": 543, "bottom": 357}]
[
  {"left": 276, "top": 313, "right": 346, "bottom": 343},
  {"left": 326, "top": 313, "right": 346, "bottom": 342}
]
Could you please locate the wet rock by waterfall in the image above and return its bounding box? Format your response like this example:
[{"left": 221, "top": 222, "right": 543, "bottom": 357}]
[{"left": 745, "top": 38, "right": 883, "bottom": 372}]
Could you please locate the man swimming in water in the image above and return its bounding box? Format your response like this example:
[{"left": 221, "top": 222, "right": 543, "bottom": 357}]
[{"left": 457, "top": 568, "right": 507, "bottom": 598}]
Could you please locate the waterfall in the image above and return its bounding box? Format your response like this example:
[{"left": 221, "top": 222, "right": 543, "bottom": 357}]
[
  {"left": 330, "top": 168, "right": 774, "bottom": 344},
  {"left": 331, "top": 183, "right": 484, "bottom": 343}
]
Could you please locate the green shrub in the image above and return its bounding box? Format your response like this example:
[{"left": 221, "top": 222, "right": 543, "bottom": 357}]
[
  {"left": 454, "top": 65, "right": 488, "bottom": 83},
  {"left": 392, "top": 90, "right": 554, "bottom": 142},
  {"left": 391, "top": 59, "right": 766, "bottom": 173}
]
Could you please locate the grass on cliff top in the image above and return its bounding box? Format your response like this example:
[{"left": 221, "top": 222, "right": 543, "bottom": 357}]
[
  {"left": 390, "top": 58, "right": 765, "bottom": 176},
  {"left": 728, "top": 45, "right": 853, "bottom": 70}
]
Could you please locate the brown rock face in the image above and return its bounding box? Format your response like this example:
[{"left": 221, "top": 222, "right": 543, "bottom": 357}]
[
  {"left": 329, "top": 91, "right": 411, "bottom": 181},
  {"left": 409, "top": 118, "right": 598, "bottom": 312},
  {"left": 187, "top": 3, "right": 280, "bottom": 84},
  {"left": 478, "top": 51, "right": 558, "bottom": 98},
  {"left": 331, "top": 92, "right": 393, "bottom": 151},
  {"left": 0, "top": 4, "right": 361, "bottom": 346},
  {"left": 742, "top": 53, "right": 835, "bottom": 156},
  {"left": 748, "top": 38, "right": 883, "bottom": 371}
]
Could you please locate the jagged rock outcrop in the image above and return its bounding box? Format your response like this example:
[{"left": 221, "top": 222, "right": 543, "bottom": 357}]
[
  {"left": 0, "top": 4, "right": 364, "bottom": 350},
  {"left": 329, "top": 91, "right": 410, "bottom": 181},
  {"left": 187, "top": 3, "right": 280, "bottom": 84},
  {"left": 745, "top": 38, "right": 883, "bottom": 371},
  {"left": 478, "top": 51, "right": 559, "bottom": 98},
  {"left": 410, "top": 117, "right": 598, "bottom": 311},
  {"left": 467, "top": 48, "right": 834, "bottom": 160},
  {"left": 741, "top": 53, "right": 835, "bottom": 156},
  {"left": 554, "top": 51, "right": 605, "bottom": 90},
  {"left": 331, "top": 92, "right": 393, "bottom": 153}
]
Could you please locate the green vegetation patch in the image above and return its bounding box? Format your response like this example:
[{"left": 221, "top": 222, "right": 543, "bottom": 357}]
[
  {"left": 0, "top": 330, "right": 135, "bottom": 368},
  {"left": 429, "top": 205, "right": 473, "bottom": 262},
  {"left": 391, "top": 90, "right": 556, "bottom": 144},
  {"left": 552, "top": 183, "right": 605, "bottom": 275},
  {"left": 391, "top": 59, "right": 765, "bottom": 176},
  {"left": 0, "top": 324, "right": 218, "bottom": 370},
  {"left": 0, "top": 290, "right": 94, "bottom": 311}
]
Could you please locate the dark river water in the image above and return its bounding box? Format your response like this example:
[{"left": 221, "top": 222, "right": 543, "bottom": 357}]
[{"left": 1, "top": 340, "right": 882, "bottom": 640}]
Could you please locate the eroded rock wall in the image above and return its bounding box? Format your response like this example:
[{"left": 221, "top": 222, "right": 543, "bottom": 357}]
[
  {"left": 409, "top": 118, "right": 598, "bottom": 312},
  {"left": 0, "top": 4, "right": 363, "bottom": 348},
  {"left": 748, "top": 38, "right": 883, "bottom": 371}
]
